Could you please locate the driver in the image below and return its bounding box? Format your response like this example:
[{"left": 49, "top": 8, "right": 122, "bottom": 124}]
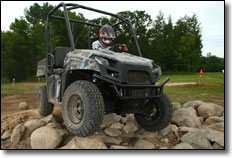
[{"left": 92, "top": 24, "right": 128, "bottom": 51}]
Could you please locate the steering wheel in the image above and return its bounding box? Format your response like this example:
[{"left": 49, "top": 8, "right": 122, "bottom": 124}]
[{"left": 109, "top": 44, "right": 128, "bottom": 52}]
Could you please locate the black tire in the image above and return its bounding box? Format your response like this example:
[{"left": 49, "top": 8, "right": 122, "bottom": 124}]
[
  {"left": 37, "top": 86, "right": 54, "bottom": 117},
  {"left": 62, "top": 80, "right": 104, "bottom": 137},
  {"left": 134, "top": 93, "right": 173, "bottom": 132}
]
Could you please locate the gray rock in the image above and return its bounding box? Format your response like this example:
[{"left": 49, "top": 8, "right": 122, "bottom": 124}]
[
  {"left": 182, "top": 100, "right": 204, "bottom": 109},
  {"left": 31, "top": 126, "right": 62, "bottom": 149},
  {"left": 181, "top": 129, "right": 212, "bottom": 149},
  {"left": 137, "top": 130, "right": 159, "bottom": 139},
  {"left": 24, "top": 119, "right": 46, "bottom": 137},
  {"left": 161, "top": 138, "right": 169, "bottom": 144},
  {"left": 1, "top": 130, "right": 12, "bottom": 140},
  {"left": 205, "top": 116, "right": 224, "bottom": 124},
  {"left": 101, "top": 136, "right": 122, "bottom": 145},
  {"left": 10, "top": 124, "right": 26, "bottom": 143},
  {"left": 212, "top": 143, "right": 224, "bottom": 149},
  {"left": 60, "top": 135, "right": 107, "bottom": 149},
  {"left": 124, "top": 121, "right": 138, "bottom": 134},
  {"left": 47, "top": 122, "right": 61, "bottom": 129},
  {"left": 100, "top": 113, "right": 121, "bottom": 128},
  {"left": 172, "top": 102, "right": 181, "bottom": 111},
  {"left": 198, "top": 117, "right": 204, "bottom": 123},
  {"left": 121, "top": 117, "right": 128, "bottom": 124},
  {"left": 207, "top": 122, "right": 224, "bottom": 132},
  {"left": 110, "top": 122, "right": 124, "bottom": 129},
  {"left": 178, "top": 126, "right": 197, "bottom": 135},
  {"left": 19, "top": 102, "right": 29, "bottom": 110},
  {"left": 160, "top": 124, "right": 179, "bottom": 137},
  {"left": 200, "top": 126, "right": 224, "bottom": 146},
  {"left": 104, "top": 127, "right": 122, "bottom": 137},
  {"left": 41, "top": 114, "right": 56, "bottom": 123},
  {"left": 172, "top": 108, "right": 201, "bottom": 128},
  {"left": 134, "top": 139, "right": 155, "bottom": 149},
  {"left": 198, "top": 103, "right": 224, "bottom": 119},
  {"left": 110, "top": 145, "right": 130, "bottom": 149},
  {"left": 56, "top": 129, "right": 69, "bottom": 138},
  {"left": 172, "top": 142, "right": 194, "bottom": 149}
]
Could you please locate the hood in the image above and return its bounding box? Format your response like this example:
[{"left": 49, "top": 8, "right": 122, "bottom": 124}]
[{"left": 66, "top": 49, "right": 153, "bottom": 68}]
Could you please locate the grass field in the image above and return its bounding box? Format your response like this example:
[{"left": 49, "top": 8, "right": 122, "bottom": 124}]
[
  {"left": 160, "top": 72, "right": 224, "bottom": 106},
  {"left": 1, "top": 82, "right": 45, "bottom": 97},
  {"left": 1, "top": 72, "right": 224, "bottom": 106}
]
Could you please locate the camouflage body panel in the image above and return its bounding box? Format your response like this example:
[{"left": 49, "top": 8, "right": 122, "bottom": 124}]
[
  {"left": 36, "top": 58, "right": 46, "bottom": 77},
  {"left": 64, "top": 49, "right": 153, "bottom": 71}
]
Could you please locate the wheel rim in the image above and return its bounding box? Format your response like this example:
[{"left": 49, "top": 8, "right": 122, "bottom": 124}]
[
  {"left": 140, "top": 102, "right": 160, "bottom": 121},
  {"left": 67, "top": 94, "right": 84, "bottom": 124}
]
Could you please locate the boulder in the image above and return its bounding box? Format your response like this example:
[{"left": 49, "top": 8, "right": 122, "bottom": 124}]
[
  {"left": 56, "top": 129, "right": 70, "bottom": 139},
  {"left": 182, "top": 100, "right": 204, "bottom": 109},
  {"left": 1, "top": 130, "right": 12, "bottom": 140},
  {"left": 41, "top": 114, "right": 56, "bottom": 123},
  {"left": 160, "top": 124, "right": 179, "bottom": 137},
  {"left": 124, "top": 121, "right": 138, "bottom": 134},
  {"left": 205, "top": 116, "right": 224, "bottom": 124},
  {"left": 19, "top": 102, "right": 29, "bottom": 110},
  {"left": 212, "top": 143, "right": 224, "bottom": 149},
  {"left": 24, "top": 119, "right": 46, "bottom": 137},
  {"left": 104, "top": 127, "right": 122, "bottom": 137},
  {"left": 100, "top": 113, "right": 121, "bottom": 128},
  {"left": 121, "top": 117, "right": 128, "bottom": 124},
  {"left": 31, "top": 126, "right": 62, "bottom": 149},
  {"left": 172, "top": 102, "right": 181, "bottom": 111},
  {"left": 101, "top": 136, "right": 122, "bottom": 145},
  {"left": 60, "top": 135, "right": 107, "bottom": 149},
  {"left": 47, "top": 122, "right": 61, "bottom": 129},
  {"left": 172, "top": 108, "right": 201, "bottom": 128},
  {"left": 181, "top": 129, "right": 212, "bottom": 149},
  {"left": 10, "top": 124, "right": 26, "bottom": 143},
  {"left": 198, "top": 103, "right": 224, "bottom": 119},
  {"left": 178, "top": 126, "right": 197, "bottom": 135},
  {"left": 161, "top": 138, "right": 169, "bottom": 144},
  {"left": 200, "top": 126, "right": 224, "bottom": 146},
  {"left": 207, "top": 122, "right": 224, "bottom": 132},
  {"left": 172, "top": 142, "right": 194, "bottom": 149},
  {"left": 110, "top": 122, "right": 124, "bottom": 129},
  {"left": 137, "top": 130, "right": 159, "bottom": 139},
  {"left": 134, "top": 139, "right": 155, "bottom": 149}
]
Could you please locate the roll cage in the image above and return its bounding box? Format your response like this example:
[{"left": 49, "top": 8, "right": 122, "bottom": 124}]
[{"left": 46, "top": 2, "right": 142, "bottom": 62}]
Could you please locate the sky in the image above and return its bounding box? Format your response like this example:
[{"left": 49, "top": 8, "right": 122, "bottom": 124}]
[{"left": 1, "top": 1, "right": 224, "bottom": 58}]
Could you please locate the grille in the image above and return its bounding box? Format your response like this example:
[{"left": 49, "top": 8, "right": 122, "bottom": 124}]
[
  {"left": 127, "top": 71, "right": 151, "bottom": 84},
  {"left": 125, "top": 88, "right": 155, "bottom": 97}
]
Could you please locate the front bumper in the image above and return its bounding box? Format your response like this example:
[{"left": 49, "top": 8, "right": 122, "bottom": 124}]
[{"left": 93, "top": 74, "right": 170, "bottom": 100}]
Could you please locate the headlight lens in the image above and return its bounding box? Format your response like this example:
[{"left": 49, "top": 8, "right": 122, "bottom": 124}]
[{"left": 95, "top": 56, "right": 109, "bottom": 66}]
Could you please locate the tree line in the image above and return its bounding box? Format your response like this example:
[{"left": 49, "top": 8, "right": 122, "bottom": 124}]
[{"left": 1, "top": 3, "right": 224, "bottom": 81}]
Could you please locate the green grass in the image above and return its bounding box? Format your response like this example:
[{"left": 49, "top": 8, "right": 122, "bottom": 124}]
[
  {"left": 1, "top": 73, "right": 224, "bottom": 106},
  {"left": 1, "top": 82, "right": 45, "bottom": 97},
  {"left": 160, "top": 72, "right": 224, "bottom": 106}
]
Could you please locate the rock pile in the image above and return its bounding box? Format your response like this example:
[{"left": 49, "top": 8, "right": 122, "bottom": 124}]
[{"left": 1, "top": 100, "right": 224, "bottom": 149}]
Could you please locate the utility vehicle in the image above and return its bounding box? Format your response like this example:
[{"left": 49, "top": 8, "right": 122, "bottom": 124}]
[{"left": 36, "top": 2, "right": 173, "bottom": 136}]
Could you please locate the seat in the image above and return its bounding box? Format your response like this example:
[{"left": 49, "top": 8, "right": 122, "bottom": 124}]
[{"left": 52, "top": 47, "right": 72, "bottom": 68}]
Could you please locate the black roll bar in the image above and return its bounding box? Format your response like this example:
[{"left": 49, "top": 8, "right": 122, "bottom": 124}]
[{"left": 46, "top": 2, "right": 143, "bottom": 74}]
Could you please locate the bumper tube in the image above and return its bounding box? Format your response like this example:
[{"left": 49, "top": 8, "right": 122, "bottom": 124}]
[{"left": 93, "top": 74, "right": 170, "bottom": 100}]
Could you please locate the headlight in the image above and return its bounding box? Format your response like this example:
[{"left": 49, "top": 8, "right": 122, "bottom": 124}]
[
  {"left": 95, "top": 56, "right": 109, "bottom": 66},
  {"left": 152, "top": 63, "right": 162, "bottom": 82}
]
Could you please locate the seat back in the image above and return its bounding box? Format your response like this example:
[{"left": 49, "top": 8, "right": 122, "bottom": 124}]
[{"left": 52, "top": 47, "right": 72, "bottom": 68}]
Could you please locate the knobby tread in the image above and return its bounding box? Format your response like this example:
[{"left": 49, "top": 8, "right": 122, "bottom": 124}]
[
  {"left": 37, "top": 86, "right": 54, "bottom": 116},
  {"left": 134, "top": 93, "right": 173, "bottom": 132},
  {"left": 62, "top": 80, "right": 104, "bottom": 137}
]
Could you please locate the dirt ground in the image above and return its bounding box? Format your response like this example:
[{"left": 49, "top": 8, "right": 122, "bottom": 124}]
[{"left": 1, "top": 93, "right": 62, "bottom": 134}]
